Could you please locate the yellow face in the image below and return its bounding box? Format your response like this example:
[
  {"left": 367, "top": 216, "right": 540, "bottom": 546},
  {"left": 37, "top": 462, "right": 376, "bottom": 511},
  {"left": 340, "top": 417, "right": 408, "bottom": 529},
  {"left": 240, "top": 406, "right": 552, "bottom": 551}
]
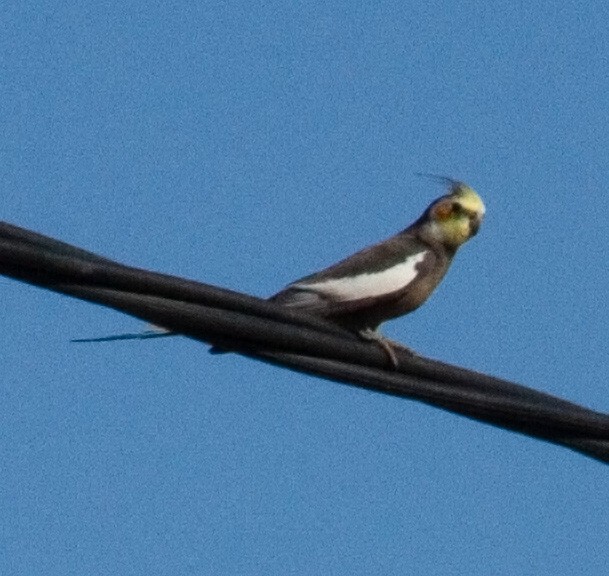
[{"left": 428, "top": 184, "right": 485, "bottom": 249}]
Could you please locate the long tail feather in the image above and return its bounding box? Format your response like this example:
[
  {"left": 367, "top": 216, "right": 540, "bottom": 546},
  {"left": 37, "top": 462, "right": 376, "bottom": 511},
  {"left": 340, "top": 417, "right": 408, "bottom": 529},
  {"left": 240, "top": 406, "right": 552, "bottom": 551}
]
[{"left": 72, "top": 329, "right": 175, "bottom": 343}]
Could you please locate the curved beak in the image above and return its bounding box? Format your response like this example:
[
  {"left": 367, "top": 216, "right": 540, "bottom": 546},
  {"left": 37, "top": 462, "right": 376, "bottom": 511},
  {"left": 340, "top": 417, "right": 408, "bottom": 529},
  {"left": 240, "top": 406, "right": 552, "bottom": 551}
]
[{"left": 469, "top": 214, "right": 483, "bottom": 237}]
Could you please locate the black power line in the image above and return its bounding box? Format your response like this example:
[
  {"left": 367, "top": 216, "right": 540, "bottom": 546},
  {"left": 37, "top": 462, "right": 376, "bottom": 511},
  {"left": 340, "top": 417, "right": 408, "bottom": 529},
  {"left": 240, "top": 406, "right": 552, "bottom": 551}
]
[{"left": 1, "top": 221, "right": 608, "bottom": 463}]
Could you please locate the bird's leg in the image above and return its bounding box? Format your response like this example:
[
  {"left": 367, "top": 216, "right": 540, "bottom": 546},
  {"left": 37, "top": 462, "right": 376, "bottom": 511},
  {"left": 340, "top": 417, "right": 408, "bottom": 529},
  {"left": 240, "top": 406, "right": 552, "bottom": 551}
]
[{"left": 357, "top": 328, "right": 417, "bottom": 369}]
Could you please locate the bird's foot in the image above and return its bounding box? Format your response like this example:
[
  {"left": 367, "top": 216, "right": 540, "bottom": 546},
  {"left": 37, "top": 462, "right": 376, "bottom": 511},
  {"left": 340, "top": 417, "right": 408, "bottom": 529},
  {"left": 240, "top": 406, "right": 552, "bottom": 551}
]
[{"left": 357, "top": 329, "right": 417, "bottom": 369}]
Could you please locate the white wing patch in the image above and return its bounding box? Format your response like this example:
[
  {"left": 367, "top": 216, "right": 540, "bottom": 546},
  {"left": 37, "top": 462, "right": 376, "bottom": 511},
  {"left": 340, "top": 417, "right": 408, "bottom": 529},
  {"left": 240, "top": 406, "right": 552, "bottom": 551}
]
[{"left": 290, "top": 251, "right": 428, "bottom": 302}]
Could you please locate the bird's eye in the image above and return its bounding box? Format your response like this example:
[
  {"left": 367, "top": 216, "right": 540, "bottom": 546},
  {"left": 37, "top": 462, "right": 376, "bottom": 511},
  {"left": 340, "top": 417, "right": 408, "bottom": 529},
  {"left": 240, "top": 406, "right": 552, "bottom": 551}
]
[{"left": 451, "top": 202, "right": 463, "bottom": 214}]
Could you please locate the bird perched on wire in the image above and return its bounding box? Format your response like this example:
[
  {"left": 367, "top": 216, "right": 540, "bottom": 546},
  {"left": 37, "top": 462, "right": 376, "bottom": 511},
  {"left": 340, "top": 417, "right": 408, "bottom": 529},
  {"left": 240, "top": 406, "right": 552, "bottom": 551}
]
[
  {"left": 75, "top": 176, "right": 485, "bottom": 367},
  {"left": 267, "top": 177, "right": 485, "bottom": 366}
]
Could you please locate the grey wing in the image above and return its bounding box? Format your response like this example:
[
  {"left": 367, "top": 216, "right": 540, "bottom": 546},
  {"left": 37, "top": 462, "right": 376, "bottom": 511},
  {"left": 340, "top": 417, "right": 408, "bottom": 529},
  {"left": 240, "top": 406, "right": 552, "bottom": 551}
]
[
  {"left": 270, "top": 284, "right": 336, "bottom": 311},
  {"left": 269, "top": 248, "right": 436, "bottom": 317}
]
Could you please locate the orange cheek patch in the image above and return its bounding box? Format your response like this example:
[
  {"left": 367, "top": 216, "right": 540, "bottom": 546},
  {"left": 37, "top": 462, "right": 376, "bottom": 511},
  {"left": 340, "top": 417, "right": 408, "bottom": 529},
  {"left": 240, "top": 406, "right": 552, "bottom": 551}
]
[{"left": 432, "top": 201, "right": 453, "bottom": 221}]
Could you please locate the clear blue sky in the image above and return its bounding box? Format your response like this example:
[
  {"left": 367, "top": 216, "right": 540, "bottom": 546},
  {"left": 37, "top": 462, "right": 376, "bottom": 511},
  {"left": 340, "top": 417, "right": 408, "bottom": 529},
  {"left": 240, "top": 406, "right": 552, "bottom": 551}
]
[{"left": 2, "top": 1, "right": 609, "bottom": 574}]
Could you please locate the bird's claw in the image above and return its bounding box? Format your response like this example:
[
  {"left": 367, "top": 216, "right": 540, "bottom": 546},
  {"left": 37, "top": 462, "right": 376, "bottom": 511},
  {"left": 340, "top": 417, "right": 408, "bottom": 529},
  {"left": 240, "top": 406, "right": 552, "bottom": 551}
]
[{"left": 358, "top": 328, "right": 416, "bottom": 370}]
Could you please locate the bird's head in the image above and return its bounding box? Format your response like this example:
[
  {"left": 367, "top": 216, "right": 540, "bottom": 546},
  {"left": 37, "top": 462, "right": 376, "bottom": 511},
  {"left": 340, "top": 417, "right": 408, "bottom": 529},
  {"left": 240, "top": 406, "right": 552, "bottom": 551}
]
[{"left": 418, "top": 180, "right": 485, "bottom": 250}]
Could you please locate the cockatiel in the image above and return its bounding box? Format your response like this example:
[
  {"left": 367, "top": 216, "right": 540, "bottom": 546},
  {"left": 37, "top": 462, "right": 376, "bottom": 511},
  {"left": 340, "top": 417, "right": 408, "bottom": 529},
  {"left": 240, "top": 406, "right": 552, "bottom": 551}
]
[
  {"left": 266, "top": 178, "right": 485, "bottom": 364},
  {"left": 75, "top": 177, "right": 485, "bottom": 367}
]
